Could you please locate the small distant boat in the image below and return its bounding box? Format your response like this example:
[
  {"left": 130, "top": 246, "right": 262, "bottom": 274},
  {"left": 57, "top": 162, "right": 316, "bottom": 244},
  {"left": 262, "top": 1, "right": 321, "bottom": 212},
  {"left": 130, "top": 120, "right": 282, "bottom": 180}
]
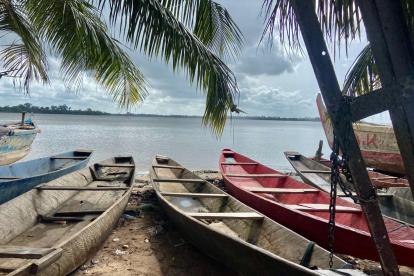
[
  {"left": 316, "top": 93, "right": 404, "bottom": 175},
  {"left": 219, "top": 149, "right": 414, "bottom": 267},
  {"left": 0, "top": 150, "right": 93, "bottom": 204},
  {"left": 0, "top": 113, "right": 40, "bottom": 165},
  {"left": 0, "top": 156, "right": 134, "bottom": 275},
  {"left": 150, "top": 155, "right": 358, "bottom": 275},
  {"left": 284, "top": 151, "right": 414, "bottom": 225}
]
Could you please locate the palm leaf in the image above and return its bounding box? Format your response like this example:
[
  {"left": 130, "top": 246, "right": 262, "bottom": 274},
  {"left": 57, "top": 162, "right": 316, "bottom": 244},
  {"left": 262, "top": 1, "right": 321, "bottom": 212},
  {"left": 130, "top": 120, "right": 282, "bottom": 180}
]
[
  {"left": 261, "top": 0, "right": 361, "bottom": 55},
  {"left": 25, "top": 0, "right": 147, "bottom": 107},
  {"left": 98, "top": 0, "right": 240, "bottom": 134},
  {"left": 342, "top": 44, "right": 381, "bottom": 96},
  {"left": 0, "top": 0, "right": 47, "bottom": 92}
]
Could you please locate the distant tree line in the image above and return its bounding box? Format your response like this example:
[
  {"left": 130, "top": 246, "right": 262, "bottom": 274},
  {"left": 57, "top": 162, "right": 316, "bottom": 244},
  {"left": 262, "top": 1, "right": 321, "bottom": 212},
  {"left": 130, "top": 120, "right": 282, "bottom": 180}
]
[{"left": 0, "top": 103, "right": 109, "bottom": 115}]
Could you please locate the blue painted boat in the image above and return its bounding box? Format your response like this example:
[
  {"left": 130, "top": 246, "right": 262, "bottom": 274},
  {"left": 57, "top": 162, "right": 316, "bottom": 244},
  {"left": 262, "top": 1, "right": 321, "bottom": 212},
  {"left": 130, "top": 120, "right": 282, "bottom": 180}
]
[
  {"left": 0, "top": 149, "right": 92, "bottom": 204},
  {"left": 0, "top": 115, "right": 40, "bottom": 165}
]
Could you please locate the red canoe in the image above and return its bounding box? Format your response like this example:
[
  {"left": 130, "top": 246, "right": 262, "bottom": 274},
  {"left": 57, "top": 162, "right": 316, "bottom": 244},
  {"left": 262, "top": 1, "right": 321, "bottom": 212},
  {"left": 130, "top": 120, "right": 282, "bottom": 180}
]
[{"left": 219, "top": 149, "right": 414, "bottom": 267}]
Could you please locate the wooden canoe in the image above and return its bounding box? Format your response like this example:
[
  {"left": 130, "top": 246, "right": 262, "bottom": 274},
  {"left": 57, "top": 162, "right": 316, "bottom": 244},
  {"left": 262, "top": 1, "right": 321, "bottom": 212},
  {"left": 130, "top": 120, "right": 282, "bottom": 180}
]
[
  {"left": 0, "top": 156, "right": 134, "bottom": 275},
  {"left": 220, "top": 149, "right": 414, "bottom": 267},
  {"left": 0, "top": 119, "right": 40, "bottom": 166},
  {"left": 284, "top": 151, "right": 414, "bottom": 226},
  {"left": 0, "top": 150, "right": 93, "bottom": 205},
  {"left": 149, "top": 155, "right": 362, "bottom": 275},
  {"left": 311, "top": 156, "right": 409, "bottom": 189},
  {"left": 316, "top": 93, "right": 404, "bottom": 175}
]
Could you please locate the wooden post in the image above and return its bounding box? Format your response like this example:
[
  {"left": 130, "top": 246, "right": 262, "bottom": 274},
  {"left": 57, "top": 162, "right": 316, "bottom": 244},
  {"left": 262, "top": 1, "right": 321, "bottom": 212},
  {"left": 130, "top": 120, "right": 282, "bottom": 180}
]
[
  {"left": 20, "top": 112, "right": 26, "bottom": 126},
  {"left": 356, "top": 0, "right": 414, "bottom": 200},
  {"left": 289, "top": 1, "right": 399, "bottom": 274}
]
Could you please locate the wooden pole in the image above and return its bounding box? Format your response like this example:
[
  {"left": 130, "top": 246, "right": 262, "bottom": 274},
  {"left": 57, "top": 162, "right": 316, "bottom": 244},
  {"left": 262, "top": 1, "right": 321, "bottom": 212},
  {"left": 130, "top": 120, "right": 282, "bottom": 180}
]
[
  {"left": 356, "top": 0, "right": 414, "bottom": 200},
  {"left": 289, "top": 1, "right": 399, "bottom": 274}
]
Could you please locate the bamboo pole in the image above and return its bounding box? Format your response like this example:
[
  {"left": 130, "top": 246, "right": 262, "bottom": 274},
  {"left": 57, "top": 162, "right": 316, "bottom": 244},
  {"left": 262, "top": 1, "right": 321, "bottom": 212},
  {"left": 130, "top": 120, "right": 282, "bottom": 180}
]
[
  {"left": 289, "top": 1, "right": 399, "bottom": 274},
  {"left": 356, "top": 0, "right": 414, "bottom": 201}
]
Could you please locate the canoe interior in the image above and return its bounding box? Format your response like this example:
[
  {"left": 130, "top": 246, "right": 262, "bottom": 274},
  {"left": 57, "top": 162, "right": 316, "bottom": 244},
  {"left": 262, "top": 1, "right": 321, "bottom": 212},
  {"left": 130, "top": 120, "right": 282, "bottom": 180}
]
[
  {"left": 151, "top": 156, "right": 348, "bottom": 274},
  {"left": 287, "top": 153, "right": 414, "bottom": 226},
  {"left": 0, "top": 156, "right": 134, "bottom": 275},
  {"left": 220, "top": 149, "right": 414, "bottom": 267},
  {"left": 0, "top": 150, "right": 92, "bottom": 181}
]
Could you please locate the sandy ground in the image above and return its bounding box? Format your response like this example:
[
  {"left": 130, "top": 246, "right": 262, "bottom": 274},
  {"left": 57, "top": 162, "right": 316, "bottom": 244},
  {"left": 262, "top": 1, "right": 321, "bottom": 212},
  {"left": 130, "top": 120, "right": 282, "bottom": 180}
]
[{"left": 74, "top": 171, "right": 414, "bottom": 276}]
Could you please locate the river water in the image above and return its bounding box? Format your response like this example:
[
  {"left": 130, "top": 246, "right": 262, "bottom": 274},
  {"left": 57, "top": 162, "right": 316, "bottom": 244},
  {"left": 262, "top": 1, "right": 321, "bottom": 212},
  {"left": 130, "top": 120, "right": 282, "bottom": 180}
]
[{"left": 1, "top": 113, "right": 328, "bottom": 172}]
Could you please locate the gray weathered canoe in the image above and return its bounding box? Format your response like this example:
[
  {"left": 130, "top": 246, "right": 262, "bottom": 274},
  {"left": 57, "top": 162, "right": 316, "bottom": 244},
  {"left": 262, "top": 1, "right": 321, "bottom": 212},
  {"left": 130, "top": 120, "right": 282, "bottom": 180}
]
[
  {"left": 0, "top": 156, "right": 134, "bottom": 275},
  {"left": 0, "top": 150, "right": 93, "bottom": 205},
  {"left": 284, "top": 151, "right": 414, "bottom": 225},
  {"left": 150, "top": 155, "right": 362, "bottom": 276}
]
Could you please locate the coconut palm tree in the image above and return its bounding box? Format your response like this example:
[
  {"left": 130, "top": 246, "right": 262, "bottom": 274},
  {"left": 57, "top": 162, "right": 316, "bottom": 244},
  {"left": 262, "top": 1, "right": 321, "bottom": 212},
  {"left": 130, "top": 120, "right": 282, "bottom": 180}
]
[
  {"left": 261, "top": 0, "right": 412, "bottom": 97},
  {"left": 0, "top": 0, "right": 243, "bottom": 134}
]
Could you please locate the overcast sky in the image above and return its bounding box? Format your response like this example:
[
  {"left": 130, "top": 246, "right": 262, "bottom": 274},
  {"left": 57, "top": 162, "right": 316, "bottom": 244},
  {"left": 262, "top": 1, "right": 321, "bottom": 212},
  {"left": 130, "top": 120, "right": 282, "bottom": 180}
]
[{"left": 0, "top": 0, "right": 371, "bottom": 118}]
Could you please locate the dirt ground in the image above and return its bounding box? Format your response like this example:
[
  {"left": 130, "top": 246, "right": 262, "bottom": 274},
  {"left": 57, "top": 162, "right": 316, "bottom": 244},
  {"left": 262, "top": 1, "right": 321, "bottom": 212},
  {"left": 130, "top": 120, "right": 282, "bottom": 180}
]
[{"left": 74, "top": 171, "right": 414, "bottom": 276}]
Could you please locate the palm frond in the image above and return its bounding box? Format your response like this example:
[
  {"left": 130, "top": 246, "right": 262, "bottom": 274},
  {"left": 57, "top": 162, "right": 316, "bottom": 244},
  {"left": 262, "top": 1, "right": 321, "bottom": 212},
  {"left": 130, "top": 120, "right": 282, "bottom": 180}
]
[
  {"left": 25, "top": 0, "right": 147, "bottom": 107},
  {"left": 261, "top": 0, "right": 362, "bottom": 55},
  {"left": 342, "top": 44, "right": 381, "bottom": 96},
  {"left": 98, "top": 0, "right": 239, "bottom": 134},
  {"left": 0, "top": 0, "right": 47, "bottom": 92}
]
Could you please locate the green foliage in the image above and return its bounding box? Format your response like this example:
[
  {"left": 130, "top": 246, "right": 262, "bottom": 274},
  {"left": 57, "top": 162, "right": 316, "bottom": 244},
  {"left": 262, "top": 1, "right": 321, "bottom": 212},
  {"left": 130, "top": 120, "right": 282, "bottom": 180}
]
[
  {"left": 261, "top": 0, "right": 361, "bottom": 55},
  {"left": 1, "top": 0, "right": 243, "bottom": 134},
  {"left": 97, "top": 0, "right": 243, "bottom": 134}
]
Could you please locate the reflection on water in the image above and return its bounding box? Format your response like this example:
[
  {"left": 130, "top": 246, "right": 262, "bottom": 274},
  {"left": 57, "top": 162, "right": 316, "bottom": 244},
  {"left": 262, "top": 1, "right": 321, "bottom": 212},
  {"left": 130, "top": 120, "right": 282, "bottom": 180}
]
[{"left": 0, "top": 113, "right": 328, "bottom": 171}]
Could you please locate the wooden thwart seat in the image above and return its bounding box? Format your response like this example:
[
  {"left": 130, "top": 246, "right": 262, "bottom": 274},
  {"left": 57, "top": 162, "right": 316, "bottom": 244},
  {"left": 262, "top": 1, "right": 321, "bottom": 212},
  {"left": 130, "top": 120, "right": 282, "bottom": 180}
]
[
  {"left": 300, "top": 170, "right": 331, "bottom": 174},
  {"left": 285, "top": 203, "right": 361, "bottom": 213},
  {"left": 36, "top": 186, "right": 128, "bottom": 191},
  {"left": 153, "top": 165, "right": 184, "bottom": 169},
  {"left": 188, "top": 212, "right": 263, "bottom": 220},
  {"left": 226, "top": 173, "right": 286, "bottom": 178},
  {"left": 0, "top": 246, "right": 54, "bottom": 259},
  {"left": 161, "top": 192, "right": 228, "bottom": 198},
  {"left": 97, "top": 164, "right": 134, "bottom": 168},
  {"left": 153, "top": 178, "right": 205, "bottom": 183},
  {"left": 221, "top": 162, "right": 258, "bottom": 166},
  {"left": 0, "top": 176, "right": 20, "bottom": 180},
  {"left": 246, "top": 187, "right": 319, "bottom": 194},
  {"left": 50, "top": 157, "right": 87, "bottom": 160}
]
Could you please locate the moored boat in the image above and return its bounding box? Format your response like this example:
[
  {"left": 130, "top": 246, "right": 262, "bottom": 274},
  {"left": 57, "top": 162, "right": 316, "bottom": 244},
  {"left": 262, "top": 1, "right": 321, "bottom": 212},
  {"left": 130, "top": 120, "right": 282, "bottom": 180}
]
[
  {"left": 150, "top": 155, "right": 360, "bottom": 275},
  {"left": 0, "top": 150, "right": 93, "bottom": 204},
  {"left": 219, "top": 149, "right": 414, "bottom": 267},
  {"left": 0, "top": 156, "right": 134, "bottom": 275},
  {"left": 0, "top": 115, "right": 40, "bottom": 165},
  {"left": 284, "top": 151, "right": 414, "bottom": 225},
  {"left": 316, "top": 93, "right": 404, "bottom": 175}
]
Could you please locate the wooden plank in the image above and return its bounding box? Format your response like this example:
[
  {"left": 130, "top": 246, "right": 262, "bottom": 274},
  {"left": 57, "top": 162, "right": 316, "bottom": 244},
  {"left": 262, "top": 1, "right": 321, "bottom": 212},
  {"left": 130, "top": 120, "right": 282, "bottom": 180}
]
[
  {"left": 160, "top": 192, "right": 228, "bottom": 198},
  {"left": 221, "top": 162, "right": 258, "bottom": 166},
  {"left": 153, "top": 165, "right": 184, "bottom": 169},
  {"left": 39, "top": 216, "right": 87, "bottom": 222},
  {"left": 225, "top": 174, "right": 286, "bottom": 178},
  {"left": 50, "top": 157, "right": 87, "bottom": 160},
  {"left": 36, "top": 186, "right": 128, "bottom": 191},
  {"left": 54, "top": 210, "right": 105, "bottom": 216},
  {"left": 0, "top": 246, "right": 54, "bottom": 259},
  {"left": 0, "top": 176, "right": 20, "bottom": 180},
  {"left": 349, "top": 87, "right": 398, "bottom": 122},
  {"left": 371, "top": 176, "right": 398, "bottom": 181},
  {"left": 246, "top": 187, "right": 319, "bottom": 194},
  {"left": 97, "top": 164, "right": 134, "bottom": 168},
  {"left": 30, "top": 248, "right": 63, "bottom": 274},
  {"left": 291, "top": 0, "right": 399, "bottom": 272},
  {"left": 188, "top": 212, "right": 263, "bottom": 220},
  {"left": 285, "top": 203, "right": 361, "bottom": 213},
  {"left": 152, "top": 178, "right": 205, "bottom": 183},
  {"left": 300, "top": 170, "right": 331, "bottom": 174}
]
